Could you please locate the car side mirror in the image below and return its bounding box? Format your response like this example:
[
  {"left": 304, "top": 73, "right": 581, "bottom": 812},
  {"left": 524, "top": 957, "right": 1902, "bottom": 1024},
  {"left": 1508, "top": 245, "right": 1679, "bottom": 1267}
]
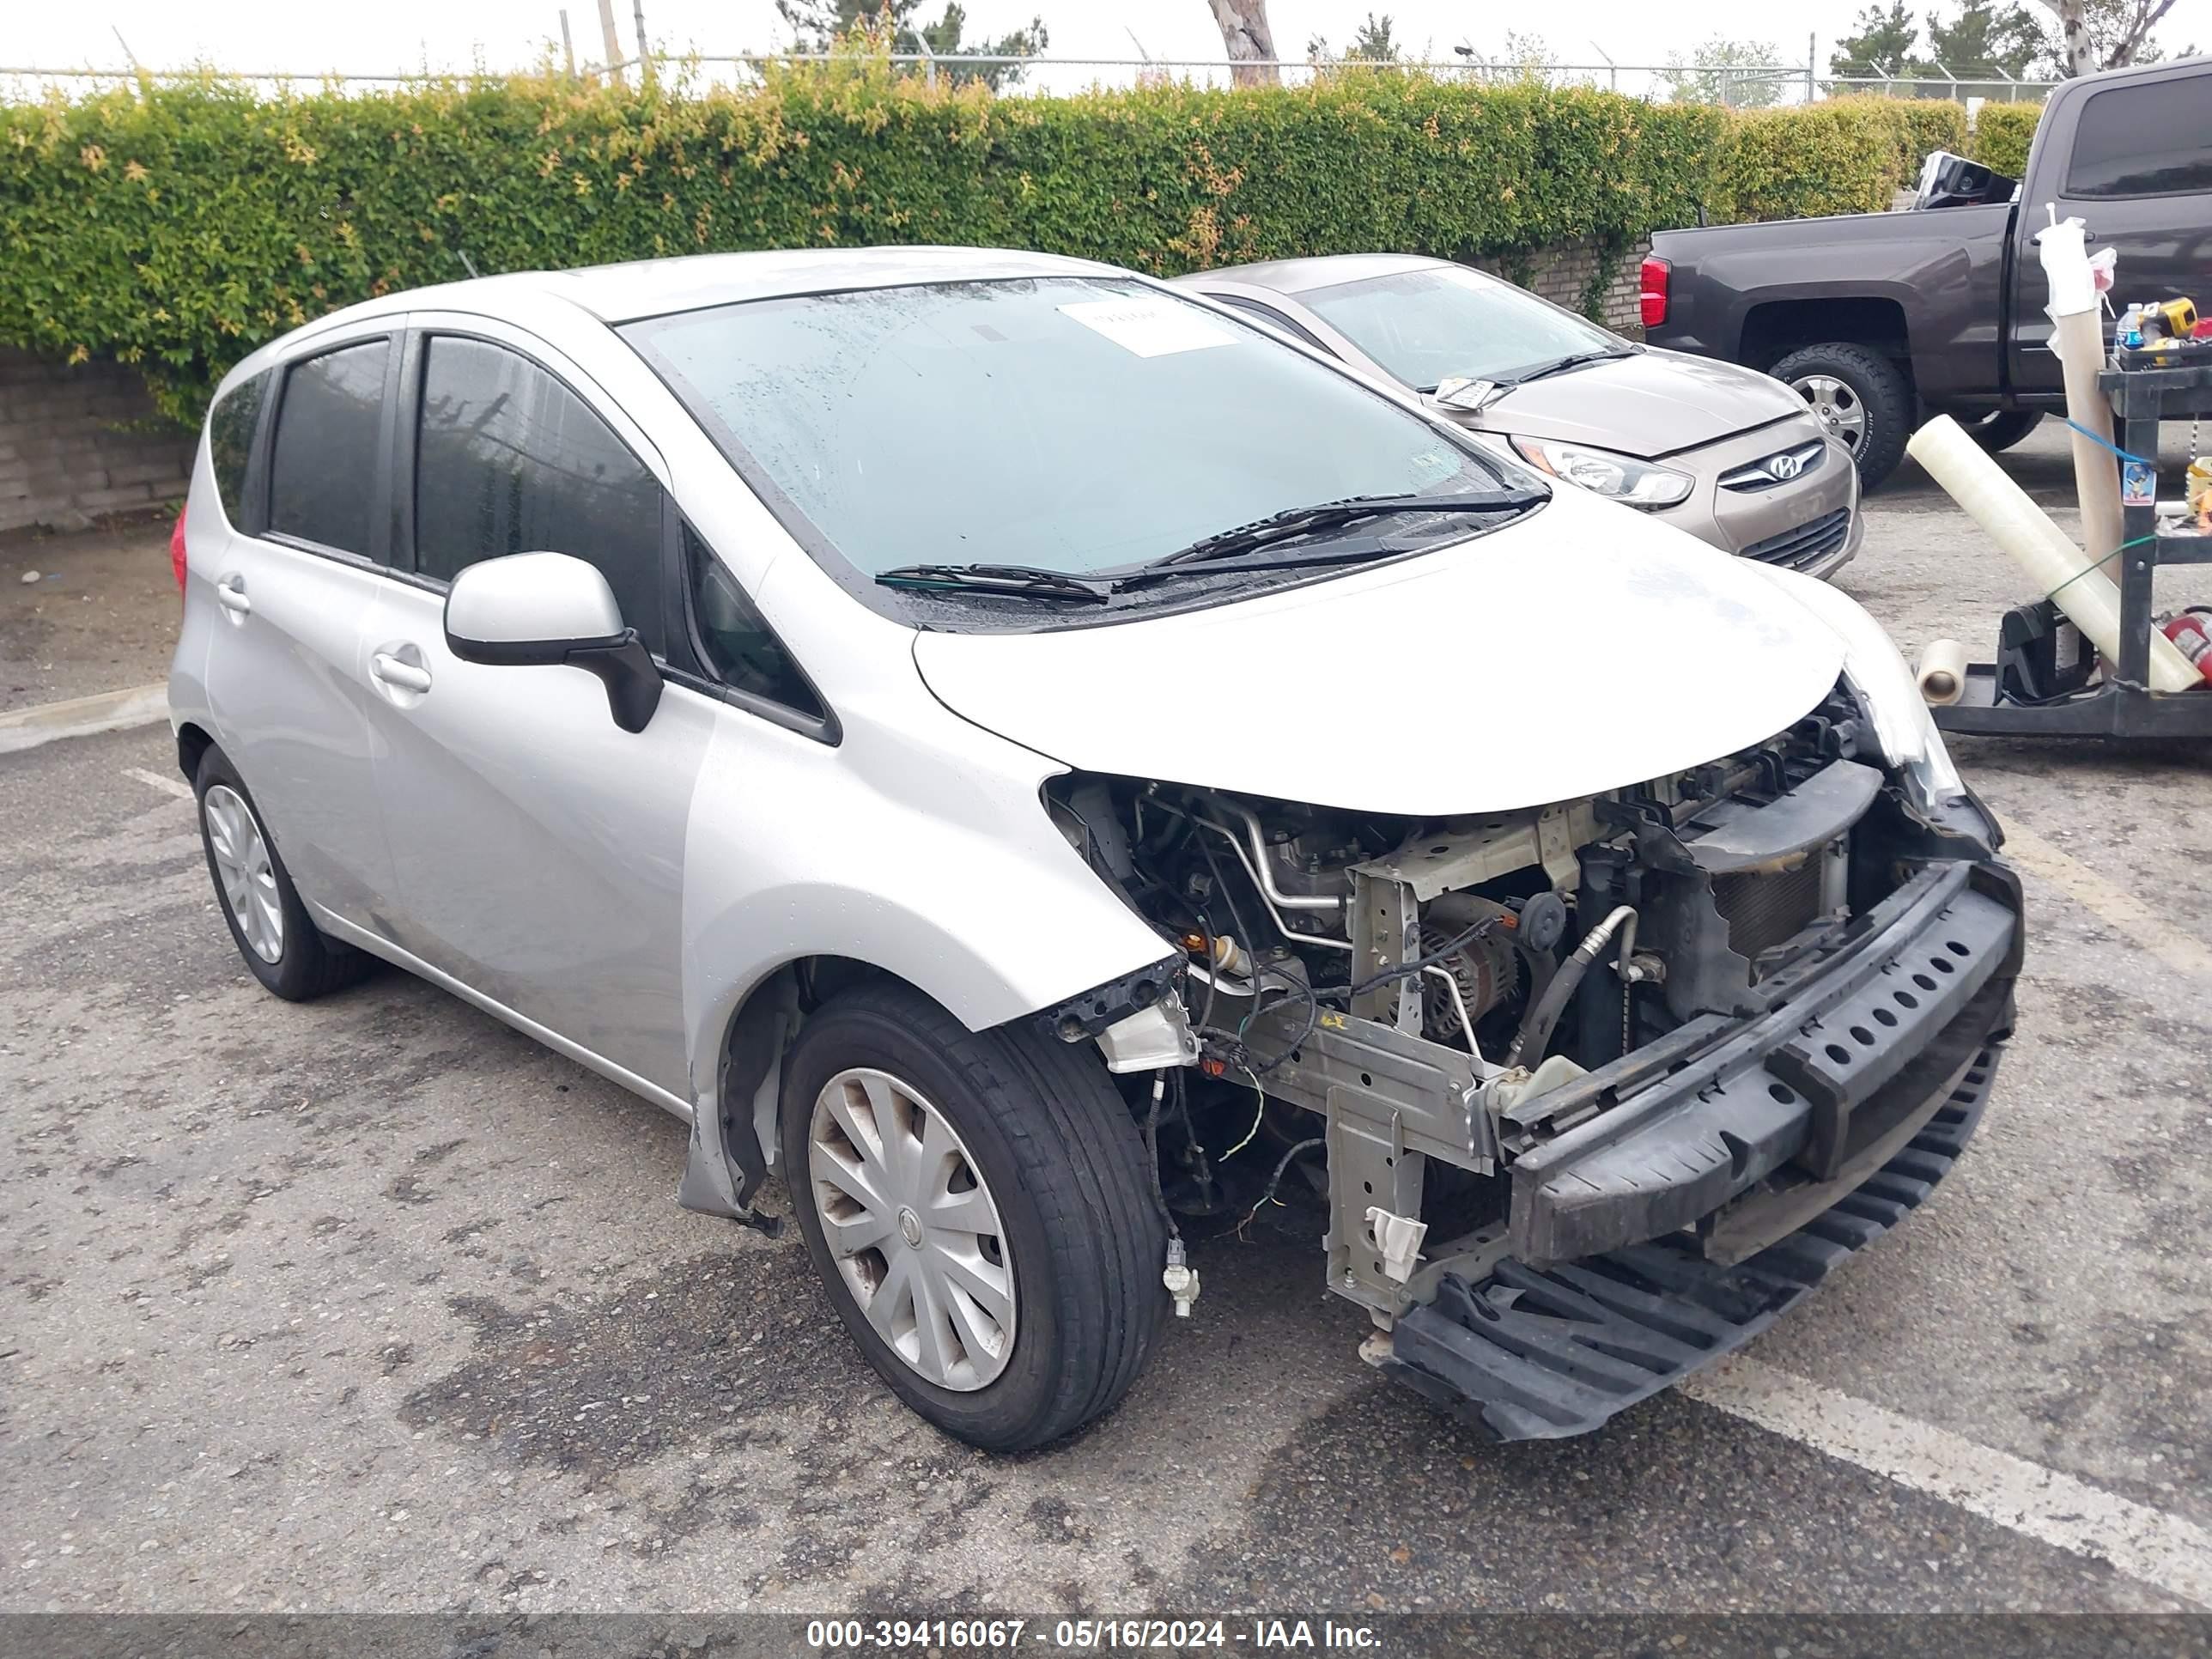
[{"left": 443, "top": 551, "right": 662, "bottom": 733}]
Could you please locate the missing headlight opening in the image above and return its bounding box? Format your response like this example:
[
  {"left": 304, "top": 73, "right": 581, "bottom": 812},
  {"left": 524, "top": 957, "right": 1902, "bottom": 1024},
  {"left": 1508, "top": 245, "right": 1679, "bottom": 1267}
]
[{"left": 1044, "top": 678, "right": 2021, "bottom": 1442}]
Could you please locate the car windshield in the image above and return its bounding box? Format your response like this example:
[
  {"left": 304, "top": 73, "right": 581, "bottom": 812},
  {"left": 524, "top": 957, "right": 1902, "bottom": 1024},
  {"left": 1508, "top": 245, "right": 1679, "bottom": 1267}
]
[
  {"left": 1297, "top": 264, "right": 1623, "bottom": 392},
  {"left": 621, "top": 276, "right": 1520, "bottom": 582}
]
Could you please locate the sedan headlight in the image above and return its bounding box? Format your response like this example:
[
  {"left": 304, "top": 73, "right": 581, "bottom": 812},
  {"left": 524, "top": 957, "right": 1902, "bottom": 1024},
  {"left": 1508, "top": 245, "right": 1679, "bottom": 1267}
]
[{"left": 1509, "top": 436, "right": 1694, "bottom": 509}]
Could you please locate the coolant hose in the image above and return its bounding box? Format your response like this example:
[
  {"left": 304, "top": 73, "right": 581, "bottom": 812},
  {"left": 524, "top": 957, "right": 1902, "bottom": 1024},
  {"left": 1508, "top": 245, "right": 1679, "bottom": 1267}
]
[{"left": 1507, "top": 905, "right": 1636, "bottom": 1068}]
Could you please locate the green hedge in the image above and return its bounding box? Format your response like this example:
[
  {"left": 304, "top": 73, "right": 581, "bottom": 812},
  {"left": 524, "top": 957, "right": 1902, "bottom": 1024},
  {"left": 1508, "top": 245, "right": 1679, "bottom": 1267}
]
[
  {"left": 1706, "top": 99, "right": 1908, "bottom": 223},
  {"left": 1971, "top": 100, "right": 2044, "bottom": 177},
  {"left": 1892, "top": 99, "right": 1969, "bottom": 176},
  {"left": 0, "top": 62, "right": 1914, "bottom": 423}
]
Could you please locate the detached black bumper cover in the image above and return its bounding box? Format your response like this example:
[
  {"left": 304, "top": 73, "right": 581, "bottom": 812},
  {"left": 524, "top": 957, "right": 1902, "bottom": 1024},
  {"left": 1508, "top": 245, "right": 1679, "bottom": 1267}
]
[{"left": 1383, "top": 1041, "right": 2001, "bottom": 1441}]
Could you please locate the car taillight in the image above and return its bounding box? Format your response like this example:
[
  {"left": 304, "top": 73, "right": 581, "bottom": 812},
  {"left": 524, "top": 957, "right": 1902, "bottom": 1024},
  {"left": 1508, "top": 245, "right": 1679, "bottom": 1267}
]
[
  {"left": 1639, "top": 256, "right": 1670, "bottom": 329},
  {"left": 170, "top": 507, "right": 188, "bottom": 596}
]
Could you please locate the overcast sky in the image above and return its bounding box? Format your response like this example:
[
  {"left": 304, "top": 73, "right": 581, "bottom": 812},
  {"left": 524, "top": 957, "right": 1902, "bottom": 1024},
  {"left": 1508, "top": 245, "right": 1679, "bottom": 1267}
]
[{"left": 10, "top": 0, "right": 2207, "bottom": 88}]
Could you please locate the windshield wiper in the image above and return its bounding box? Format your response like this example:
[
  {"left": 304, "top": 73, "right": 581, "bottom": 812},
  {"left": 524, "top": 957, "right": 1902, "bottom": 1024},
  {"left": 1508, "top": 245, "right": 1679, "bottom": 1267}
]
[
  {"left": 1499, "top": 347, "right": 1638, "bottom": 389},
  {"left": 1119, "top": 489, "right": 1545, "bottom": 587},
  {"left": 876, "top": 562, "right": 1110, "bottom": 605}
]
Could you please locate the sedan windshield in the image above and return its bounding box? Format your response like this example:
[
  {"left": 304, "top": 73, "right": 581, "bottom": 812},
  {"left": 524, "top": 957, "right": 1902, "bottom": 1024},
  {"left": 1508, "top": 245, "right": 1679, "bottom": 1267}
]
[
  {"left": 1298, "top": 264, "right": 1624, "bottom": 392},
  {"left": 622, "top": 276, "right": 1522, "bottom": 582}
]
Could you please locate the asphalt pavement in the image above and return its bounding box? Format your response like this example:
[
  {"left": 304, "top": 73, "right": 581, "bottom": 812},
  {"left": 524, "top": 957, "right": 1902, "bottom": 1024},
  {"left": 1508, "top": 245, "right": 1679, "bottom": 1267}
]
[{"left": 3, "top": 423, "right": 2209, "bottom": 1632}]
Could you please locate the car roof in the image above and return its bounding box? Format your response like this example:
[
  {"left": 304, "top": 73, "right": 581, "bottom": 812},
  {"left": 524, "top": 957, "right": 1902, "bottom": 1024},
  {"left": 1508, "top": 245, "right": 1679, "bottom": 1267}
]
[
  {"left": 219, "top": 244, "right": 1134, "bottom": 395},
  {"left": 1169, "top": 252, "right": 1451, "bottom": 297},
  {"left": 539, "top": 244, "right": 1124, "bottom": 322}
]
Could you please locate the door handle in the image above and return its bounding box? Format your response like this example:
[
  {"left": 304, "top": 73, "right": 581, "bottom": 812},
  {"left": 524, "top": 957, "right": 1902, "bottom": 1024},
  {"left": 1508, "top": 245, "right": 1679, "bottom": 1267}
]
[
  {"left": 216, "top": 574, "right": 252, "bottom": 616},
  {"left": 371, "top": 652, "right": 433, "bottom": 694}
]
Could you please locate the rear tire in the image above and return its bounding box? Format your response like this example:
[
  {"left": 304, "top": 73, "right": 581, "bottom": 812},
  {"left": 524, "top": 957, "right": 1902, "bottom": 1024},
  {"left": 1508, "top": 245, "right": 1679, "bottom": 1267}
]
[
  {"left": 1773, "top": 343, "right": 1914, "bottom": 491},
  {"left": 193, "top": 744, "right": 371, "bottom": 1002},
  {"left": 1961, "top": 408, "right": 2044, "bottom": 453},
  {"left": 780, "top": 981, "right": 1167, "bottom": 1452}
]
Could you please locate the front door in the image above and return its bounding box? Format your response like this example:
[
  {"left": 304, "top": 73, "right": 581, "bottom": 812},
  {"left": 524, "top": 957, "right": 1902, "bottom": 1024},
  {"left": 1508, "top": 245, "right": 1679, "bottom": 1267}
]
[
  {"left": 357, "top": 324, "right": 709, "bottom": 1097},
  {"left": 2008, "top": 61, "right": 2212, "bottom": 397}
]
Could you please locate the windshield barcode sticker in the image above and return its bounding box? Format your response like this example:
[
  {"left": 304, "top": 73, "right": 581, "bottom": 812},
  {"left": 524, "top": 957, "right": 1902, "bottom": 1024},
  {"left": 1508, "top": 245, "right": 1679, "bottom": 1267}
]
[{"left": 1056, "top": 297, "right": 1239, "bottom": 357}]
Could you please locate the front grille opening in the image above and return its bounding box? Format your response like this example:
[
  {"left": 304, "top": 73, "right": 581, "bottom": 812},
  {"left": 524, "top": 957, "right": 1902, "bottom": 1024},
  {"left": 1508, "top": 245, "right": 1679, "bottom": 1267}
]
[{"left": 1743, "top": 508, "right": 1850, "bottom": 570}]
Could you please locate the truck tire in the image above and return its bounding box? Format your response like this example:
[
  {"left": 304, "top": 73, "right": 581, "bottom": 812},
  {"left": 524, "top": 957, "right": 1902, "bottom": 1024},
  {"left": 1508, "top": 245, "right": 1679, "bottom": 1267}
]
[
  {"left": 1961, "top": 408, "right": 2044, "bottom": 453},
  {"left": 193, "top": 743, "right": 373, "bottom": 1002},
  {"left": 1772, "top": 343, "right": 1914, "bottom": 491},
  {"left": 780, "top": 981, "right": 1168, "bottom": 1452}
]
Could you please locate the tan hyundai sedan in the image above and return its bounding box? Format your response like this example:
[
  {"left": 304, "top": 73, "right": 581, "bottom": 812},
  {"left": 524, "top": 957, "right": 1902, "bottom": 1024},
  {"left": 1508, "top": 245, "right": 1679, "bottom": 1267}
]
[{"left": 1174, "top": 253, "right": 1861, "bottom": 580}]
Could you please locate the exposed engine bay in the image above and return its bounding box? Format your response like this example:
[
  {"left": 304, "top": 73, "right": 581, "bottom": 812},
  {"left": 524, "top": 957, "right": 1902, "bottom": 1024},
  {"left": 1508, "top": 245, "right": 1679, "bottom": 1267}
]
[{"left": 1043, "top": 681, "right": 2021, "bottom": 1348}]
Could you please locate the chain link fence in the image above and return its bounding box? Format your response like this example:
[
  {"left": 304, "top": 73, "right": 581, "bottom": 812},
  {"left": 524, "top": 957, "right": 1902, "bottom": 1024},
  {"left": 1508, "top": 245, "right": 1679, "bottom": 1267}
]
[{"left": 0, "top": 52, "right": 2062, "bottom": 106}]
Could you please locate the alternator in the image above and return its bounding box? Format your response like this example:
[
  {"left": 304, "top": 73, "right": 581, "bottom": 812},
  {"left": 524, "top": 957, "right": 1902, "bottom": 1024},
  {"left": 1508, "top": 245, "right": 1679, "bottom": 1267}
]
[{"left": 1419, "top": 898, "right": 1521, "bottom": 1042}]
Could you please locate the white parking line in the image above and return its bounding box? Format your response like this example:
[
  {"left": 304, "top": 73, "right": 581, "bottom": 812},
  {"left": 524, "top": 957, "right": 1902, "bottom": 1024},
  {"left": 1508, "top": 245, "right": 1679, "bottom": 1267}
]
[
  {"left": 124, "top": 766, "right": 194, "bottom": 800},
  {"left": 1996, "top": 815, "right": 2212, "bottom": 981},
  {"left": 1686, "top": 1356, "right": 2212, "bottom": 1607},
  {"left": 0, "top": 683, "right": 167, "bottom": 755}
]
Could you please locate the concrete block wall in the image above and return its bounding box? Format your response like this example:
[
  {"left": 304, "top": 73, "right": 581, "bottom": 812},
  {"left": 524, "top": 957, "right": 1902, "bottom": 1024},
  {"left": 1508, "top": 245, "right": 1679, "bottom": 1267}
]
[{"left": 0, "top": 348, "right": 195, "bottom": 535}]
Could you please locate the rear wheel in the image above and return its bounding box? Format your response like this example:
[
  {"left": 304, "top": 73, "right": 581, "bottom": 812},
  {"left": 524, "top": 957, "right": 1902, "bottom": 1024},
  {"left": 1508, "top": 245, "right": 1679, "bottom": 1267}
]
[
  {"left": 1960, "top": 408, "right": 2044, "bottom": 453},
  {"left": 193, "top": 744, "right": 370, "bottom": 1001},
  {"left": 1772, "top": 342, "right": 1914, "bottom": 491},
  {"left": 780, "top": 981, "right": 1166, "bottom": 1451}
]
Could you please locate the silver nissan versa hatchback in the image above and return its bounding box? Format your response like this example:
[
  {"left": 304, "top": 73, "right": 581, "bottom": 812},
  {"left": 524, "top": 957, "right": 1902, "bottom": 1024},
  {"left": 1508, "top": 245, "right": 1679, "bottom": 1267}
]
[{"left": 173, "top": 246, "right": 2021, "bottom": 1452}]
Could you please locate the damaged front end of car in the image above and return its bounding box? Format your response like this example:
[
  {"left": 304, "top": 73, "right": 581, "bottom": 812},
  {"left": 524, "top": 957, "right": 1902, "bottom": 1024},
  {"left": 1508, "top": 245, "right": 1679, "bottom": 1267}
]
[{"left": 1041, "top": 677, "right": 2021, "bottom": 1441}]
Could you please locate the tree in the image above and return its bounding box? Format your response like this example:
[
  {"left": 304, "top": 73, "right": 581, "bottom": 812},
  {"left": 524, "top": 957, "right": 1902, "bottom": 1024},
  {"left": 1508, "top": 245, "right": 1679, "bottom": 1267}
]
[
  {"left": 2033, "top": 0, "right": 2180, "bottom": 71},
  {"left": 1924, "top": 0, "right": 2047, "bottom": 76},
  {"left": 1658, "top": 37, "right": 1787, "bottom": 106},
  {"left": 1346, "top": 13, "right": 1401, "bottom": 62},
  {"left": 1829, "top": 1, "right": 1921, "bottom": 77},
  {"left": 775, "top": 0, "right": 1048, "bottom": 88},
  {"left": 1206, "top": 0, "right": 1280, "bottom": 88}
]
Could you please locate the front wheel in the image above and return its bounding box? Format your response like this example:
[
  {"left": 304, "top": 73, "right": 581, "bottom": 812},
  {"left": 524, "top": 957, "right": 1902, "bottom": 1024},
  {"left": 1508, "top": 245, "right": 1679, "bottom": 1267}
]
[
  {"left": 780, "top": 982, "right": 1167, "bottom": 1451},
  {"left": 1772, "top": 342, "right": 1915, "bottom": 491}
]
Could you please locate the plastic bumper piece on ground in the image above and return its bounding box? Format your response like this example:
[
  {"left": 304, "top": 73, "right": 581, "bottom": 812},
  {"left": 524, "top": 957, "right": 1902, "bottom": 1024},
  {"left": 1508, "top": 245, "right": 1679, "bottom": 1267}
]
[{"left": 1382, "top": 1041, "right": 2001, "bottom": 1441}]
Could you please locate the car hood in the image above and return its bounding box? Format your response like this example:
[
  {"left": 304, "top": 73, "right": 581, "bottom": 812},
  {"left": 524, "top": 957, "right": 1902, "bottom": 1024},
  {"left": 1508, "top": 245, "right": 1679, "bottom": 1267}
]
[
  {"left": 913, "top": 488, "right": 1850, "bottom": 817},
  {"left": 1451, "top": 348, "right": 1805, "bottom": 458}
]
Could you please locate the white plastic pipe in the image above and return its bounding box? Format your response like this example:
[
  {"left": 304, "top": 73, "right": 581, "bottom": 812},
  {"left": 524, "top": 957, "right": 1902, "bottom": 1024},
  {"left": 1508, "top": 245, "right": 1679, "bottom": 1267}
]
[
  {"left": 2038, "top": 209, "right": 2126, "bottom": 577},
  {"left": 1905, "top": 415, "right": 2199, "bottom": 693},
  {"left": 1917, "top": 638, "right": 1968, "bottom": 705}
]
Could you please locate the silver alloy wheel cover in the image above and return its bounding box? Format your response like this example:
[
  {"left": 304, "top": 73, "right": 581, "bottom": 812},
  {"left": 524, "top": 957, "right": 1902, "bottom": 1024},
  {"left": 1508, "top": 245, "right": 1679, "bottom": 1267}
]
[
  {"left": 203, "top": 784, "right": 285, "bottom": 963},
  {"left": 1790, "top": 373, "right": 1868, "bottom": 454},
  {"left": 808, "top": 1066, "right": 1016, "bottom": 1391}
]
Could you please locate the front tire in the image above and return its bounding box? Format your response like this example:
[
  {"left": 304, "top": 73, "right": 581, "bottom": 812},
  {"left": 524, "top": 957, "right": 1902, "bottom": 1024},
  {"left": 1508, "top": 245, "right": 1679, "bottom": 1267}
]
[
  {"left": 1773, "top": 342, "right": 1914, "bottom": 491},
  {"left": 193, "top": 744, "right": 370, "bottom": 1002},
  {"left": 780, "top": 981, "right": 1167, "bottom": 1451}
]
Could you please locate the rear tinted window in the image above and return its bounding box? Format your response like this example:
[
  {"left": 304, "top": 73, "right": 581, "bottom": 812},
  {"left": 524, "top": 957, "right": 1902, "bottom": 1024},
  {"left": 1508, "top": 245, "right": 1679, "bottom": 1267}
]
[
  {"left": 205, "top": 372, "right": 266, "bottom": 527},
  {"left": 414, "top": 337, "right": 665, "bottom": 653},
  {"left": 269, "top": 341, "right": 389, "bottom": 556},
  {"left": 2066, "top": 76, "right": 2212, "bottom": 198}
]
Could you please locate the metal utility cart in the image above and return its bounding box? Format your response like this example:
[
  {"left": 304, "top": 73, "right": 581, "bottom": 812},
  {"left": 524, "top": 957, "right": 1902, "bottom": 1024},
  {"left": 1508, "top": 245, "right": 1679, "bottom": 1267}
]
[{"left": 1936, "top": 356, "right": 2212, "bottom": 738}]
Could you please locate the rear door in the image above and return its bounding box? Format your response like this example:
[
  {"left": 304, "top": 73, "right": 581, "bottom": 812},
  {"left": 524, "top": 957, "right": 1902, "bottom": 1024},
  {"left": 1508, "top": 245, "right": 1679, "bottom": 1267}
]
[
  {"left": 2008, "top": 62, "right": 2212, "bottom": 395},
  {"left": 200, "top": 331, "right": 400, "bottom": 927},
  {"left": 356, "top": 320, "right": 714, "bottom": 1097}
]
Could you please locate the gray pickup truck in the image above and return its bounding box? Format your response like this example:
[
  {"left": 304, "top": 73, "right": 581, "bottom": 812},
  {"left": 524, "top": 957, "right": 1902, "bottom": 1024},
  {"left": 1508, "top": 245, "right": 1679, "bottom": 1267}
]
[{"left": 1644, "top": 55, "right": 2212, "bottom": 488}]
